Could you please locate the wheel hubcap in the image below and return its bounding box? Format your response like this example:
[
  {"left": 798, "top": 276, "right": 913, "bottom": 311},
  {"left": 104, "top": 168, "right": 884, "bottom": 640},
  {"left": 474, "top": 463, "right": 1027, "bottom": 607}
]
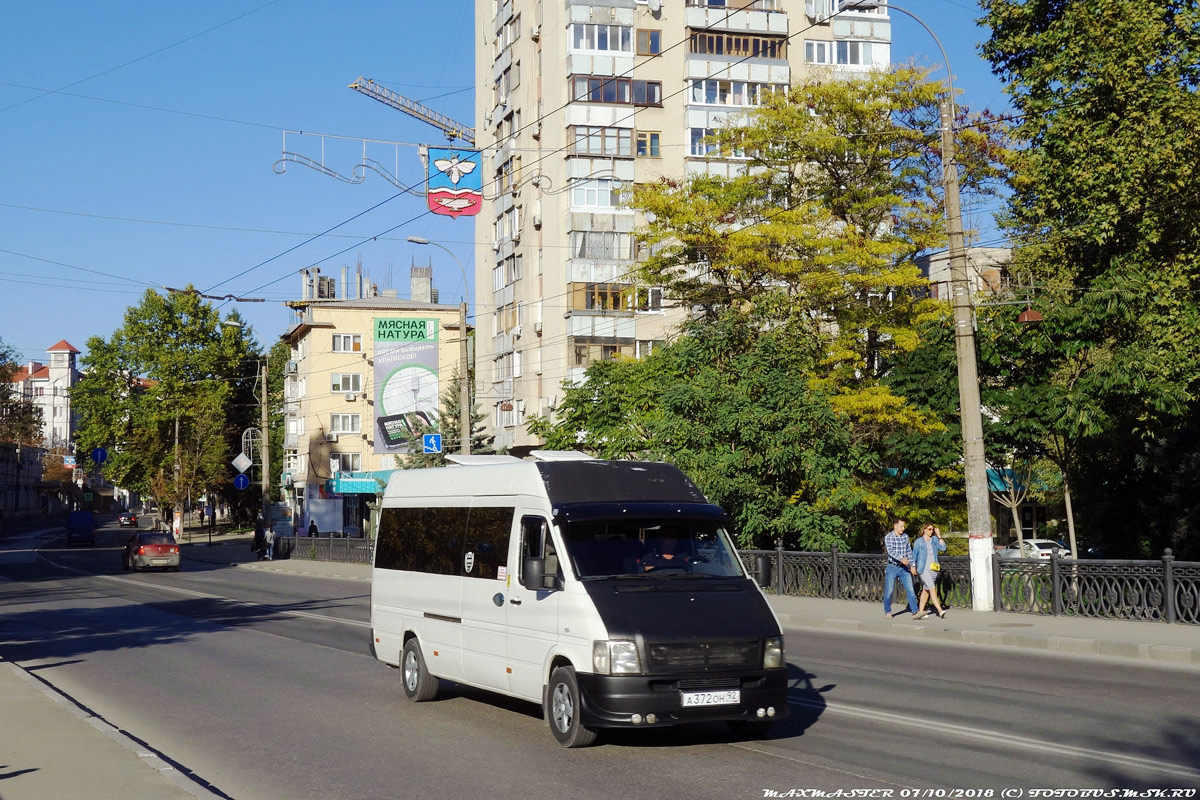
[
  {"left": 551, "top": 683, "right": 573, "bottom": 733},
  {"left": 404, "top": 649, "right": 418, "bottom": 691}
]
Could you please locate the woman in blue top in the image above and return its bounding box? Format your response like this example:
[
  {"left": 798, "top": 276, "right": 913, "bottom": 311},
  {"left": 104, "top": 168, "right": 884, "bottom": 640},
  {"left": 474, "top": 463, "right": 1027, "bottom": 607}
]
[{"left": 912, "top": 524, "right": 948, "bottom": 619}]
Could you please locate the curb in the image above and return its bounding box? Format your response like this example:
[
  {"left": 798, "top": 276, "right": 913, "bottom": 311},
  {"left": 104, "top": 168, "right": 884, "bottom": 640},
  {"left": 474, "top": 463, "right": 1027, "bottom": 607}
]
[
  {"left": 773, "top": 612, "right": 1200, "bottom": 667},
  {"left": 1, "top": 659, "right": 230, "bottom": 800}
]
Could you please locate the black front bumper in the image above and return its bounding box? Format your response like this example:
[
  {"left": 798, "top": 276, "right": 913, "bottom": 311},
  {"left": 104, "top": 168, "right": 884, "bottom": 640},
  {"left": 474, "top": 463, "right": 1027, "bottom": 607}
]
[{"left": 575, "top": 668, "right": 789, "bottom": 729}]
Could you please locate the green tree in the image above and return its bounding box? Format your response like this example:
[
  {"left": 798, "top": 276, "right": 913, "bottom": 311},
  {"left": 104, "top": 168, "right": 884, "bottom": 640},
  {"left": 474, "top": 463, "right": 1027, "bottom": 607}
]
[
  {"left": 73, "top": 288, "right": 257, "bottom": 519},
  {"left": 396, "top": 369, "right": 498, "bottom": 469},
  {"left": 0, "top": 339, "right": 42, "bottom": 444},
  {"left": 980, "top": 0, "right": 1200, "bottom": 554}
]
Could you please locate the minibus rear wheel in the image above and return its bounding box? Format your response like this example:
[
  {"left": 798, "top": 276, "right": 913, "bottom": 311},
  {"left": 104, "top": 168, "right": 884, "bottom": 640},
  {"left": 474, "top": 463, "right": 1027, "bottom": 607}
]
[
  {"left": 546, "top": 666, "right": 597, "bottom": 748},
  {"left": 401, "top": 638, "right": 439, "bottom": 702}
]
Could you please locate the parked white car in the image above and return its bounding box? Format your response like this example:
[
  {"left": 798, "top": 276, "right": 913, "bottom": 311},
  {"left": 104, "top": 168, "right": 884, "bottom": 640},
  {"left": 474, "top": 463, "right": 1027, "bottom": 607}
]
[{"left": 997, "top": 539, "right": 1070, "bottom": 560}]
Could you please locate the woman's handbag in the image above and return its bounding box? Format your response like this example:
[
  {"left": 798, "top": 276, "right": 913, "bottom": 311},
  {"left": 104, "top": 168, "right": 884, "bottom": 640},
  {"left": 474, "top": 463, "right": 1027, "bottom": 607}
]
[{"left": 930, "top": 561, "right": 940, "bottom": 572}]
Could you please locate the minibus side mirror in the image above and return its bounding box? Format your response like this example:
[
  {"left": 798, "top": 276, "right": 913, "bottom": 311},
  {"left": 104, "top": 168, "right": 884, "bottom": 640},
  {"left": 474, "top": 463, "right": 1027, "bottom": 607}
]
[{"left": 522, "top": 557, "right": 545, "bottom": 592}]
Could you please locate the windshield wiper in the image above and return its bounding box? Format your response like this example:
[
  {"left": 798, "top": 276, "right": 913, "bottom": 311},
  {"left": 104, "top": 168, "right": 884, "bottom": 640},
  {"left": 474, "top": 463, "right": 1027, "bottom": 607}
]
[{"left": 580, "top": 573, "right": 654, "bottom": 581}]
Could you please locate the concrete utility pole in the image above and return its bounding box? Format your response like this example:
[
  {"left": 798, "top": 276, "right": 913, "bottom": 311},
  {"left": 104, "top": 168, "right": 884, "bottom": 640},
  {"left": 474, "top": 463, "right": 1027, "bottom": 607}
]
[
  {"left": 260, "top": 361, "right": 271, "bottom": 524},
  {"left": 407, "top": 236, "right": 472, "bottom": 455},
  {"left": 848, "top": 0, "right": 995, "bottom": 609}
]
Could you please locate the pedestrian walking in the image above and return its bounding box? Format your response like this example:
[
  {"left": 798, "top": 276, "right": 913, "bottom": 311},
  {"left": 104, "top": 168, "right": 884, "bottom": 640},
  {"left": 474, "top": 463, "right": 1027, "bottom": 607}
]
[
  {"left": 209, "top": 506, "right": 216, "bottom": 532},
  {"left": 883, "top": 517, "right": 920, "bottom": 619},
  {"left": 308, "top": 519, "right": 318, "bottom": 537},
  {"left": 264, "top": 524, "right": 275, "bottom": 561},
  {"left": 912, "top": 524, "right": 948, "bottom": 620},
  {"left": 252, "top": 517, "right": 265, "bottom": 560}
]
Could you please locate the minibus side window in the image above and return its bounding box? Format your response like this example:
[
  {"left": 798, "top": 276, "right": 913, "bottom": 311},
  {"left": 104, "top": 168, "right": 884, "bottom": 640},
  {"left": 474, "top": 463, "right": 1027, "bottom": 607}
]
[
  {"left": 520, "top": 516, "right": 560, "bottom": 588},
  {"left": 465, "top": 507, "right": 514, "bottom": 580},
  {"left": 375, "top": 506, "right": 467, "bottom": 575}
]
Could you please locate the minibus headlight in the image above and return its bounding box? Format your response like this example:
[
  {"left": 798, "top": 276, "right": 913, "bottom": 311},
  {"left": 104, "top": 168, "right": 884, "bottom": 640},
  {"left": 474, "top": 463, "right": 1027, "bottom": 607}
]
[
  {"left": 592, "top": 640, "right": 642, "bottom": 675},
  {"left": 763, "top": 636, "right": 784, "bottom": 669}
]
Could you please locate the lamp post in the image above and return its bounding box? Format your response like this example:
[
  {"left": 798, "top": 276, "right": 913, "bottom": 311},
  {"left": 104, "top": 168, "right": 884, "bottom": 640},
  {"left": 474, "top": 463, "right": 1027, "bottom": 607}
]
[
  {"left": 223, "top": 320, "right": 271, "bottom": 529},
  {"left": 407, "top": 236, "right": 472, "bottom": 456},
  {"left": 847, "top": 1, "right": 994, "bottom": 610}
]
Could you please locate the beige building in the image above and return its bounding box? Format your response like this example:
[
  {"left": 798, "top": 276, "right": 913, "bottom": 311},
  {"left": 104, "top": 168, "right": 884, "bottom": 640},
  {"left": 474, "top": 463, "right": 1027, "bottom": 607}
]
[
  {"left": 474, "top": 0, "right": 892, "bottom": 451},
  {"left": 280, "top": 268, "right": 466, "bottom": 535},
  {"left": 917, "top": 247, "right": 1013, "bottom": 300}
]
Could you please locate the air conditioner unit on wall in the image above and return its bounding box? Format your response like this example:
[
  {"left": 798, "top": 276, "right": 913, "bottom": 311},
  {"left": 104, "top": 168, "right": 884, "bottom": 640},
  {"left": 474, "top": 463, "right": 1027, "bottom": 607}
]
[
  {"left": 325, "top": 433, "right": 339, "bottom": 443},
  {"left": 530, "top": 24, "right": 540, "bottom": 41}
]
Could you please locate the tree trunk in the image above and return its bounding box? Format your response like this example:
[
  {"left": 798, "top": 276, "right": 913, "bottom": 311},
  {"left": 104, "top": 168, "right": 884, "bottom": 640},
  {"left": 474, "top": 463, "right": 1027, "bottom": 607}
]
[{"left": 1062, "top": 476, "right": 1078, "bottom": 559}]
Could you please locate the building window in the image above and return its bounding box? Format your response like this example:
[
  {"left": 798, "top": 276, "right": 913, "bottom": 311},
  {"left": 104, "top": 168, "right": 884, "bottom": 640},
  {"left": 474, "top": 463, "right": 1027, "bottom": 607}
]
[
  {"left": 570, "top": 125, "right": 633, "bottom": 157},
  {"left": 572, "top": 338, "right": 634, "bottom": 369},
  {"left": 571, "top": 75, "right": 663, "bottom": 107},
  {"left": 332, "top": 334, "right": 361, "bottom": 352},
  {"left": 835, "top": 40, "right": 873, "bottom": 65},
  {"left": 571, "top": 23, "right": 632, "bottom": 53},
  {"left": 330, "top": 414, "right": 362, "bottom": 434},
  {"left": 571, "top": 179, "right": 623, "bottom": 208},
  {"left": 690, "top": 128, "right": 717, "bottom": 157},
  {"left": 570, "top": 282, "right": 629, "bottom": 312},
  {"left": 331, "top": 373, "right": 362, "bottom": 393},
  {"left": 636, "top": 29, "right": 661, "bottom": 55},
  {"left": 688, "top": 30, "right": 787, "bottom": 59},
  {"left": 330, "top": 452, "right": 361, "bottom": 473},
  {"left": 493, "top": 254, "right": 523, "bottom": 291},
  {"left": 689, "top": 79, "right": 785, "bottom": 107},
  {"left": 632, "top": 287, "right": 664, "bottom": 312},
  {"left": 570, "top": 231, "right": 634, "bottom": 260},
  {"left": 689, "top": 128, "right": 749, "bottom": 159},
  {"left": 495, "top": 302, "right": 524, "bottom": 333},
  {"left": 636, "top": 131, "right": 660, "bottom": 157},
  {"left": 636, "top": 339, "right": 662, "bottom": 359},
  {"left": 805, "top": 40, "right": 834, "bottom": 65},
  {"left": 494, "top": 351, "right": 522, "bottom": 380}
]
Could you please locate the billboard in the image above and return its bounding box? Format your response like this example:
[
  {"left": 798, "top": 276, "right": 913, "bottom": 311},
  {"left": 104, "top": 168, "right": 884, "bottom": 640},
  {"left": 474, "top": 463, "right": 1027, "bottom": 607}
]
[
  {"left": 426, "top": 148, "right": 482, "bottom": 218},
  {"left": 374, "top": 317, "right": 440, "bottom": 454}
]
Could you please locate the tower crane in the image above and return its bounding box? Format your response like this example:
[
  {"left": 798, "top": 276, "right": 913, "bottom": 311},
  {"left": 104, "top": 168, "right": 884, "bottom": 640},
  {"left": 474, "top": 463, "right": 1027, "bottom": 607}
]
[{"left": 348, "top": 76, "right": 475, "bottom": 146}]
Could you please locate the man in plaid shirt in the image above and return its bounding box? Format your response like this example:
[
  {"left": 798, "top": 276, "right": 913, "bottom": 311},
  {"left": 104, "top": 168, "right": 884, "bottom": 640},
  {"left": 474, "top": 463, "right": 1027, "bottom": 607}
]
[{"left": 883, "top": 517, "right": 920, "bottom": 618}]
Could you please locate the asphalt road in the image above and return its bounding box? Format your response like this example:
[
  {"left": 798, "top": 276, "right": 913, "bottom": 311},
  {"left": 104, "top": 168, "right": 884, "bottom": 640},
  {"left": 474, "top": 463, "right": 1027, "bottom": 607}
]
[{"left": 1, "top": 519, "right": 1197, "bottom": 800}]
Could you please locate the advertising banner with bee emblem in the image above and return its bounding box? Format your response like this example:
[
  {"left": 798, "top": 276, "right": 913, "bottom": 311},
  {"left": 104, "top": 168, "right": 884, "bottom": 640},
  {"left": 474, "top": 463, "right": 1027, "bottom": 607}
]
[{"left": 426, "top": 147, "right": 482, "bottom": 218}]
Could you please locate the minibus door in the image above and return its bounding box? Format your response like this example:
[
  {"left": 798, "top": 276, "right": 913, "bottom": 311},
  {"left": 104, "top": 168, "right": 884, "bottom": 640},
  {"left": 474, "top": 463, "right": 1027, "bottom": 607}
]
[
  {"left": 459, "top": 504, "right": 515, "bottom": 692},
  {"left": 505, "top": 514, "right": 561, "bottom": 701}
]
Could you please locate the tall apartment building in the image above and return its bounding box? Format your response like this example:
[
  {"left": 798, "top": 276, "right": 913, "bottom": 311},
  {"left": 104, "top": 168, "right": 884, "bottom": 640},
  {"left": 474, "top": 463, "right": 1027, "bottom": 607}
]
[
  {"left": 475, "top": 0, "right": 891, "bottom": 452},
  {"left": 8, "top": 339, "right": 81, "bottom": 450}
]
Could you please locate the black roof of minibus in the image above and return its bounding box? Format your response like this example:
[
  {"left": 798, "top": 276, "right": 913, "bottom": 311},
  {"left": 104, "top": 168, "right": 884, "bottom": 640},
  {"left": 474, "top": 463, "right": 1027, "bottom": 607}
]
[{"left": 534, "top": 460, "right": 709, "bottom": 506}]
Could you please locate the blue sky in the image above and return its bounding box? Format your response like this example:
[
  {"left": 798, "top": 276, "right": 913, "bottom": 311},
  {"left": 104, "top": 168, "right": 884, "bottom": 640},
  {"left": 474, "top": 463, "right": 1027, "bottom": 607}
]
[{"left": 1, "top": 0, "right": 1009, "bottom": 366}]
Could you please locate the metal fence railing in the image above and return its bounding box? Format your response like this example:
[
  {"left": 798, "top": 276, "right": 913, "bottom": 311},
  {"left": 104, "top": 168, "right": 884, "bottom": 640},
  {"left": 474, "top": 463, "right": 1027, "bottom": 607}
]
[
  {"left": 739, "top": 545, "right": 1198, "bottom": 626},
  {"left": 994, "top": 549, "right": 1198, "bottom": 625},
  {"left": 273, "top": 535, "right": 374, "bottom": 565}
]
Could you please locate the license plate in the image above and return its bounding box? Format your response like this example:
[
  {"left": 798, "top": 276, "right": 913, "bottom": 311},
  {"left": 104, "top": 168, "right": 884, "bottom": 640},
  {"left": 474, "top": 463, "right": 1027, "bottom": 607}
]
[{"left": 681, "top": 689, "right": 740, "bottom": 707}]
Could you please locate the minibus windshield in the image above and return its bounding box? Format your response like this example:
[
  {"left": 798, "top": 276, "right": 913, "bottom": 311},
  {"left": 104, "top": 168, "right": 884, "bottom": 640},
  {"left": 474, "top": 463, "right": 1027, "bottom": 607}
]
[{"left": 559, "top": 520, "right": 745, "bottom": 579}]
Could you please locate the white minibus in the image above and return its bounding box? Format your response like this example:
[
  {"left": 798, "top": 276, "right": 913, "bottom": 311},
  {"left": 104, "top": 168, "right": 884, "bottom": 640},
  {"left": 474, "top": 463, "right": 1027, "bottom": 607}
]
[{"left": 369, "top": 454, "right": 788, "bottom": 747}]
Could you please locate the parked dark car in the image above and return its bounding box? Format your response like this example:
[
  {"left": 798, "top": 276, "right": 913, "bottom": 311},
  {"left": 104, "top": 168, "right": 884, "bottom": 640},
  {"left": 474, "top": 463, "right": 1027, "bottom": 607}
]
[
  {"left": 118, "top": 511, "right": 138, "bottom": 527},
  {"left": 67, "top": 510, "right": 96, "bottom": 547},
  {"left": 122, "top": 532, "right": 180, "bottom": 572}
]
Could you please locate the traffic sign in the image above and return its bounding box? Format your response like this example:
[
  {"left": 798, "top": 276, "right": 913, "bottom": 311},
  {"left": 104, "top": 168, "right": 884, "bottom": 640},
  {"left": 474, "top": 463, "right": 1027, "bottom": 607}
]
[
  {"left": 91, "top": 447, "right": 107, "bottom": 464},
  {"left": 233, "top": 474, "right": 250, "bottom": 490},
  {"left": 231, "top": 452, "right": 252, "bottom": 473},
  {"left": 63, "top": 456, "right": 76, "bottom": 467},
  {"left": 422, "top": 433, "right": 443, "bottom": 454}
]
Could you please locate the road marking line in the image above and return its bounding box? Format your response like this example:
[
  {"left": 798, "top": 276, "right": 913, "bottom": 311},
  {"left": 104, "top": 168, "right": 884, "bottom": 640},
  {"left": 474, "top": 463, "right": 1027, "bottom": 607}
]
[
  {"left": 30, "top": 553, "right": 370, "bottom": 628},
  {"left": 790, "top": 695, "right": 1200, "bottom": 780}
]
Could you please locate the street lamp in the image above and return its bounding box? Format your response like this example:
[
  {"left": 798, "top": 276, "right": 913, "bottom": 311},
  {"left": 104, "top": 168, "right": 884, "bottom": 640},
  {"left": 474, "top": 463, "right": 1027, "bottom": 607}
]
[
  {"left": 847, "top": 1, "right": 994, "bottom": 610},
  {"left": 407, "top": 236, "right": 472, "bottom": 456}
]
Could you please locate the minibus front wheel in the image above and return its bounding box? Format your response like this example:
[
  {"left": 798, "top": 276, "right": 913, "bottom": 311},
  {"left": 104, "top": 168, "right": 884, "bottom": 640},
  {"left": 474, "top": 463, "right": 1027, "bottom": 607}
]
[
  {"left": 546, "top": 666, "right": 598, "bottom": 748},
  {"left": 401, "top": 638, "right": 439, "bottom": 702}
]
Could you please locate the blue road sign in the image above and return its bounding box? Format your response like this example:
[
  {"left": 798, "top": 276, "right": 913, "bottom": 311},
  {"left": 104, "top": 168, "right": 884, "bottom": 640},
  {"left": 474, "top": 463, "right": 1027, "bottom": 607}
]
[
  {"left": 233, "top": 473, "right": 250, "bottom": 490},
  {"left": 422, "top": 433, "right": 443, "bottom": 454},
  {"left": 91, "top": 447, "right": 107, "bottom": 464}
]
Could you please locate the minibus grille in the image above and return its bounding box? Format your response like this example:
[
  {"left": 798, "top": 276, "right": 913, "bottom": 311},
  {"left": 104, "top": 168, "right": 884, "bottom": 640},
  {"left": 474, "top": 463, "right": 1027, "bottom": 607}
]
[{"left": 647, "top": 641, "right": 760, "bottom": 672}]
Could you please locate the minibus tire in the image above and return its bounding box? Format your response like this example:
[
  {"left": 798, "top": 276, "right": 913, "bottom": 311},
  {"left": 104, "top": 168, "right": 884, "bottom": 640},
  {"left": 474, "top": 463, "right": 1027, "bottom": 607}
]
[
  {"left": 546, "top": 666, "right": 597, "bottom": 748},
  {"left": 401, "top": 638, "right": 438, "bottom": 702}
]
